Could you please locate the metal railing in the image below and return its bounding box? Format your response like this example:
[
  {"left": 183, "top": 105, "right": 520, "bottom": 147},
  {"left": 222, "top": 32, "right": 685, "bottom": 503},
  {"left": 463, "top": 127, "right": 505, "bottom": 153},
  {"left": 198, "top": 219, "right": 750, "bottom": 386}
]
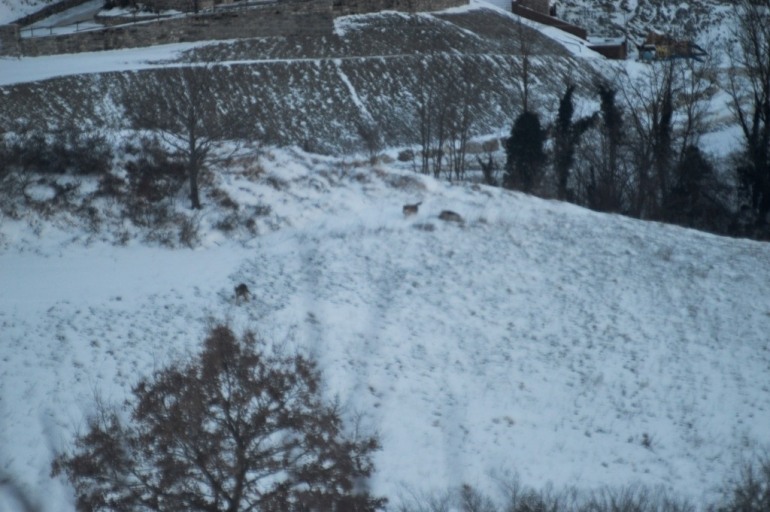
[
  {"left": 21, "top": 20, "right": 98, "bottom": 37},
  {"left": 210, "top": 0, "right": 279, "bottom": 12}
]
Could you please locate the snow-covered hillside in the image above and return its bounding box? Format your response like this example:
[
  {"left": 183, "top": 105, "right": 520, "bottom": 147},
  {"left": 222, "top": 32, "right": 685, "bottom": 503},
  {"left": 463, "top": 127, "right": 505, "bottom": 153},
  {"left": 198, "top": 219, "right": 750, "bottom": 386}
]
[
  {"left": 0, "top": 0, "right": 53, "bottom": 24},
  {"left": 1, "top": 147, "right": 769, "bottom": 511},
  {"left": 554, "top": 0, "right": 736, "bottom": 52},
  {"left": 0, "top": 3, "right": 602, "bottom": 154},
  {"left": 1, "top": 1, "right": 768, "bottom": 511}
]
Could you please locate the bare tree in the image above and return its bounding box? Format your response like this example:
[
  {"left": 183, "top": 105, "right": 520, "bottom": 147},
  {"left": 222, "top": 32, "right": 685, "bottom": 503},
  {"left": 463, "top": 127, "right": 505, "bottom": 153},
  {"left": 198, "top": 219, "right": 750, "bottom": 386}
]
[
  {"left": 432, "top": 76, "right": 451, "bottom": 180},
  {"left": 123, "top": 67, "right": 239, "bottom": 210},
  {"left": 446, "top": 61, "right": 478, "bottom": 182},
  {"left": 514, "top": 16, "right": 534, "bottom": 113},
  {"left": 477, "top": 154, "right": 498, "bottom": 187},
  {"left": 411, "top": 38, "right": 479, "bottom": 181},
  {"left": 413, "top": 54, "right": 457, "bottom": 179},
  {"left": 726, "top": 0, "right": 770, "bottom": 228},
  {"left": 52, "top": 324, "right": 385, "bottom": 512},
  {"left": 573, "top": 83, "right": 629, "bottom": 213},
  {"left": 357, "top": 119, "right": 383, "bottom": 165},
  {"left": 675, "top": 53, "right": 717, "bottom": 161},
  {"left": 0, "top": 128, "right": 9, "bottom": 188},
  {"left": 618, "top": 52, "right": 717, "bottom": 220},
  {"left": 415, "top": 56, "right": 438, "bottom": 176},
  {"left": 620, "top": 59, "right": 676, "bottom": 218}
]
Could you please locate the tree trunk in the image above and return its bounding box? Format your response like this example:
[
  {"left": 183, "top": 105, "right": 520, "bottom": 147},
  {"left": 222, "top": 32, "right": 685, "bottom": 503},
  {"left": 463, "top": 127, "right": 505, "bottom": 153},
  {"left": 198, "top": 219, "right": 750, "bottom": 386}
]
[{"left": 189, "top": 140, "right": 202, "bottom": 210}]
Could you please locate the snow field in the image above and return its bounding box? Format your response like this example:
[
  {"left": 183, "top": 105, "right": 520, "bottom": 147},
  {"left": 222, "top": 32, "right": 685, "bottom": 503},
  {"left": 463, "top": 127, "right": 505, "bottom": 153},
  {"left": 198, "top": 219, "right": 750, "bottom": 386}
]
[
  {"left": 4, "top": 149, "right": 767, "bottom": 510},
  {"left": 0, "top": 1, "right": 768, "bottom": 510}
]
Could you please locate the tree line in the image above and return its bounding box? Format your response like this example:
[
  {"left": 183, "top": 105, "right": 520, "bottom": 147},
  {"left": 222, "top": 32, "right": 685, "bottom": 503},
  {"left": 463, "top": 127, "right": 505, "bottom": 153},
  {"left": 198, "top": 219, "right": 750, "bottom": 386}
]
[{"left": 412, "top": 0, "right": 770, "bottom": 241}]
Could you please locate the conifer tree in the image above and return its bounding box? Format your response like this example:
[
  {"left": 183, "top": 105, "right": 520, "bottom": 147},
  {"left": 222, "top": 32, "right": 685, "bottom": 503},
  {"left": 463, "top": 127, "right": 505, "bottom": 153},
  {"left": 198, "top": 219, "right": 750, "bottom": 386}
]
[
  {"left": 504, "top": 110, "right": 547, "bottom": 193},
  {"left": 553, "top": 84, "right": 595, "bottom": 201}
]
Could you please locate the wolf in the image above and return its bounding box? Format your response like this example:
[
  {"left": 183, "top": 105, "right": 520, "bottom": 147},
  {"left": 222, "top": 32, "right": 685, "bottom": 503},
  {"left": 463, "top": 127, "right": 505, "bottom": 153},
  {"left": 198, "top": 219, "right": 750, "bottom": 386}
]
[
  {"left": 403, "top": 202, "right": 422, "bottom": 216},
  {"left": 234, "top": 283, "right": 250, "bottom": 304}
]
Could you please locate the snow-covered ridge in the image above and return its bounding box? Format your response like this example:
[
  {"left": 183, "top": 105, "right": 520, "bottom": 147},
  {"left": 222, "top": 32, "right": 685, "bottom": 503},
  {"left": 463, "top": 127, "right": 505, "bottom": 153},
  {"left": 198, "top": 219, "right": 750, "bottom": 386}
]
[{"left": 1, "top": 147, "right": 769, "bottom": 511}]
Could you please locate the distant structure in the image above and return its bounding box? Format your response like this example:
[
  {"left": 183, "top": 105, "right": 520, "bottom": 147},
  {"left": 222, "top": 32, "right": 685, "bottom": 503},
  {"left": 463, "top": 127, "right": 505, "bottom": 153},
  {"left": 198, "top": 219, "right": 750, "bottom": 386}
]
[
  {"left": 587, "top": 36, "right": 628, "bottom": 60},
  {"left": 511, "top": 0, "right": 587, "bottom": 40},
  {"left": 511, "top": 0, "right": 627, "bottom": 59},
  {"left": 516, "top": 0, "right": 549, "bottom": 16},
  {"left": 639, "top": 32, "right": 707, "bottom": 61}
]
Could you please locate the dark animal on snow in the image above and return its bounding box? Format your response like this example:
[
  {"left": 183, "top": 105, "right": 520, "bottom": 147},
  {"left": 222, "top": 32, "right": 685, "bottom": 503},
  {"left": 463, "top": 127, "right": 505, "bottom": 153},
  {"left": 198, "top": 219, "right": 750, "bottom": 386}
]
[
  {"left": 403, "top": 202, "right": 422, "bottom": 216},
  {"left": 234, "top": 283, "right": 250, "bottom": 303},
  {"left": 438, "top": 210, "right": 463, "bottom": 223}
]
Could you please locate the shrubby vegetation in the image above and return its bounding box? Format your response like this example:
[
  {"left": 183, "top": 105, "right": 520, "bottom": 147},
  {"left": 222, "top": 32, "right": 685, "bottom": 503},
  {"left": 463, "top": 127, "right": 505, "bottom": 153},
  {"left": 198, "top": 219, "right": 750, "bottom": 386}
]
[
  {"left": 0, "top": 122, "right": 114, "bottom": 223},
  {"left": 396, "top": 460, "right": 770, "bottom": 512},
  {"left": 711, "top": 454, "right": 770, "bottom": 512},
  {"left": 0, "top": 123, "right": 113, "bottom": 177}
]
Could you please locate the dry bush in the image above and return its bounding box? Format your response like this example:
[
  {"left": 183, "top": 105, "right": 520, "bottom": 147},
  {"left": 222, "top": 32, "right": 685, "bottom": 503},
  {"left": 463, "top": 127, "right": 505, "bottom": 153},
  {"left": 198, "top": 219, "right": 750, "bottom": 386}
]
[{"left": 711, "top": 454, "right": 770, "bottom": 512}]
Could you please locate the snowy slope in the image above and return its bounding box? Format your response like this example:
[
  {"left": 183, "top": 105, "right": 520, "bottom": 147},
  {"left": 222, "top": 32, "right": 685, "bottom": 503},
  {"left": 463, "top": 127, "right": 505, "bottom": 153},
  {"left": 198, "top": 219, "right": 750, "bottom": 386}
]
[
  {"left": 0, "top": 0, "right": 56, "bottom": 24},
  {"left": 553, "top": 0, "right": 737, "bottom": 52},
  {"left": 0, "top": 3, "right": 601, "bottom": 153},
  {"left": 1, "top": 1, "right": 768, "bottom": 510},
  {"left": 1, "top": 148, "right": 770, "bottom": 511}
]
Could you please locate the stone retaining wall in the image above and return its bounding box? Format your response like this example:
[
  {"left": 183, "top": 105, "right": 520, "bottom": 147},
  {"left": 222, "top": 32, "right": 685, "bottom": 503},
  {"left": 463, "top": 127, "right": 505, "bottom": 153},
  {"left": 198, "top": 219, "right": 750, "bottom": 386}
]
[
  {"left": 332, "top": 0, "right": 464, "bottom": 16},
  {"left": 2, "top": 0, "right": 467, "bottom": 57},
  {"left": 149, "top": 0, "right": 246, "bottom": 12},
  {"left": 18, "top": 0, "right": 332, "bottom": 57},
  {"left": 0, "top": 24, "right": 20, "bottom": 56}
]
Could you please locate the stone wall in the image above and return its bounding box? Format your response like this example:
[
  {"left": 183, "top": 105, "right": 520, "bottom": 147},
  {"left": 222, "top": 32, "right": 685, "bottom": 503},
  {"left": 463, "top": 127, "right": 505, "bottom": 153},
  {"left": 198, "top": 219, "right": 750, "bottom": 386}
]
[
  {"left": 0, "top": 24, "right": 20, "bottom": 56},
  {"left": 18, "top": 1, "right": 333, "bottom": 57},
  {"left": 333, "top": 0, "right": 465, "bottom": 16},
  {"left": 150, "top": 0, "right": 463, "bottom": 15},
  {"left": 147, "top": 0, "right": 218, "bottom": 13},
  {"left": 6, "top": 0, "right": 468, "bottom": 57}
]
